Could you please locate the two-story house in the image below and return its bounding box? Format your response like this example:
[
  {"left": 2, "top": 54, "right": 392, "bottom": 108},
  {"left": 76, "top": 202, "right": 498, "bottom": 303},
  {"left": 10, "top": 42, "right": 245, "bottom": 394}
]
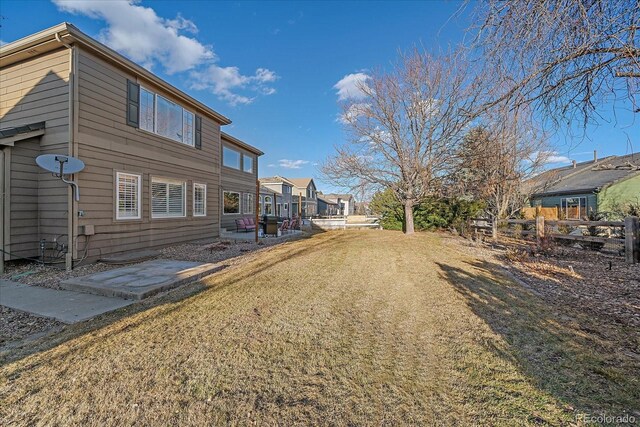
[
  {"left": 289, "top": 178, "right": 318, "bottom": 217},
  {"left": 259, "top": 176, "right": 294, "bottom": 218},
  {"left": 322, "top": 194, "right": 356, "bottom": 216},
  {"left": 220, "top": 132, "right": 263, "bottom": 232},
  {"left": 1, "top": 23, "right": 262, "bottom": 269}
]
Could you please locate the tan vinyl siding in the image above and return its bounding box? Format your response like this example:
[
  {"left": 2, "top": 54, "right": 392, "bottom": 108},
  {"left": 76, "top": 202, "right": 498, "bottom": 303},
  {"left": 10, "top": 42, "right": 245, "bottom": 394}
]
[
  {"left": 7, "top": 139, "right": 39, "bottom": 257},
  {"left": 220, "top": 141, "right": 257, "bottom": 231},
  {"left": 74, "top": 47, "right": 221, "bottom": 259},
  {"left": 0, "top": 48, "right": 71, "bottom": 259}
]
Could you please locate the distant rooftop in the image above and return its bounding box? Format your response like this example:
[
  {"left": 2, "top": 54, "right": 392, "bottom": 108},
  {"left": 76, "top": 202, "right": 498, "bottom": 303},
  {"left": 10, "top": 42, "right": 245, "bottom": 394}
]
[
  {"left": 259, "top": 176, "right": 295, "bottom": 186},
  {"left": 529, "top": 153, "right": 640, "bottom": 196},
  {"left": 287, "top": 178, "right": 315, "bottom": 188}
]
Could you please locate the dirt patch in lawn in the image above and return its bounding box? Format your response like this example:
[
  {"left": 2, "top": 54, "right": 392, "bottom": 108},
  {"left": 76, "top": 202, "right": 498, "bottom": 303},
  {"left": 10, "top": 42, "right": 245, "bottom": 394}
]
[{"left": 1, "top": 231, "right": 637, "bottom": 425}]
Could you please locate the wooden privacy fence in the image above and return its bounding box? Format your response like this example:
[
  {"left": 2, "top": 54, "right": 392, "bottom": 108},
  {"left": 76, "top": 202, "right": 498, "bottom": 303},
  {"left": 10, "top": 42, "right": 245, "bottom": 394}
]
[
  {"left": 521, "top": 206, "right": 559, "bottom": 220},
  {"left": 469, "top": 216, "right": 640, "bottom": 264}
]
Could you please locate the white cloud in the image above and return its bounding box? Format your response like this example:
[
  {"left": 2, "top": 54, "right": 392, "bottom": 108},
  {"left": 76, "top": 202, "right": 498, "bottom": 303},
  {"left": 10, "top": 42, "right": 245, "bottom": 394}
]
[
  {"left": 546, "top": 154, "right": 571, "bottom": 164},
  {"left": 190, "top": 65, "right": 278, "bottom": 106},
  {"left": 530, "top": 151, "right": 572, "bottom": 165},
  {"left": 53, "top": 0, "right": 213, "bottom": 74},
  {"left": 334, "top": 72, "right": 370, "bottom": 101},
  {"left": 53, "top": 0, "right": 278, "bottom": 105},
  {"left": 0, "top": 40, "right": 7, "bottom": 47},
  {"left": 337, "top": 102, "right": 370, "bottom": 124},
  {"left": 279, "top": 159, "right": 309, "bottom": 169}
]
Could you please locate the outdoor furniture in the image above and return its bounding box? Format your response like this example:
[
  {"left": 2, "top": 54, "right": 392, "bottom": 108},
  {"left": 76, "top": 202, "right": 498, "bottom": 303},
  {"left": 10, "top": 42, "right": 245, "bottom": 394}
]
[
  {"left": 235, "top": 218, "right": 256, "bottom": 233},
  {"left": 289, "top": 218, "right": 299, "bottom": 230},
  {"left": 264, "top": 216, "right": 279, "bottom": 235}
]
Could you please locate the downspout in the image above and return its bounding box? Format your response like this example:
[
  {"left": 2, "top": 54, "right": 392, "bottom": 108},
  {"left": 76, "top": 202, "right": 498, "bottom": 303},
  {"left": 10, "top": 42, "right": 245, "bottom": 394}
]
[{"left": 56, "top": 32, "right": 77, "bottom": 270}]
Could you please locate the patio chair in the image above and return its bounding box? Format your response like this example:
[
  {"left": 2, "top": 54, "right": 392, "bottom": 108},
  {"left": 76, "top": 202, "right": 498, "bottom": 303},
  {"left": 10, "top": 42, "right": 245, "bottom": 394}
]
[
  {"left": 244, "top": 217, "right": 256, "bottom": 231},
  {"left": 235, "top": 218, "right": 255, "bottom": 232}
]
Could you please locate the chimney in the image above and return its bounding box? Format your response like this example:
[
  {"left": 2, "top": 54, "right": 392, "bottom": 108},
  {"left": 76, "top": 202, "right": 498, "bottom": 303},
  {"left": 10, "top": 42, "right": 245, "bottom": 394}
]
[
  {"left": 572, "top": 160, "right": 577, "bottom": 168},
  {"left": 593, "top": 150, "right": 597, "bottom": 162}
]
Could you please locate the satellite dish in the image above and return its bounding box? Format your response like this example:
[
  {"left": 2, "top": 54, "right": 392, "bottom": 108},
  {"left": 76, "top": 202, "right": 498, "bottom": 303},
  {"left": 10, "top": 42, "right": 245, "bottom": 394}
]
[
  {"left": 35, "top": 154, "right": 84, "bottom": 201},
  {"left": 36, "top": 154, "right": 85, "bottom": 175}
]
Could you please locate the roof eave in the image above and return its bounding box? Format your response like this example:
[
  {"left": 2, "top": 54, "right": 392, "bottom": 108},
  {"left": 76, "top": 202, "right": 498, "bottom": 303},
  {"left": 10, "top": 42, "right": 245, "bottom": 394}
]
[
  {"left": 0, "top": 23, "right": 232, "bottom": 126},
  {"left": 221, "top": 132, "right": 264, "bottom": 156},
  {"left": 531, "top": 188, "right": 599, "bottom": 198}
]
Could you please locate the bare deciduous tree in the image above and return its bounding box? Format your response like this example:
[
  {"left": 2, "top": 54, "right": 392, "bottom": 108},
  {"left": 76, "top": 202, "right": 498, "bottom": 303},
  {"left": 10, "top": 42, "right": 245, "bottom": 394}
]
[
  {"left": 454, "top": 109, "right": 549, "bottom": 220},
  {"left": 323, "top": 49, "right": 481, "bottom": 234},
  {"left": 470, "top": 0, "right": 640, "bottom": 126}
]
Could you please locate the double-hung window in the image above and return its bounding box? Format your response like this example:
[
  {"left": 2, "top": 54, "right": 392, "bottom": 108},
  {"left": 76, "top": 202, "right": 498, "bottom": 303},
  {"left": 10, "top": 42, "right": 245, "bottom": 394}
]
[
  {"left": 193, "top": 183, "right": 207, "bottom": 216},
  {"left": 152, "top": 178, "right": 186, "bottom": 218},
  {"left": 138, "top": 87, "right": 195, "bottom": 146},
  {"left": 116, "top": 172, "right": 141, "bottom": 220},
  {"left": 243, "top": 193, "right": 254, "bottom": 214}
]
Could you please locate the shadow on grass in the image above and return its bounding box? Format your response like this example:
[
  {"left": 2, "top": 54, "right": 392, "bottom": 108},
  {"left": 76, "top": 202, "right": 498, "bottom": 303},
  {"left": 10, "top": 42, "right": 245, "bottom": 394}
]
[
  {"left": 1, "top": 231, "right": 345, "bottom": 368},
  {"left": 436, "top": 259, "right": 639, "bottom": 417}
]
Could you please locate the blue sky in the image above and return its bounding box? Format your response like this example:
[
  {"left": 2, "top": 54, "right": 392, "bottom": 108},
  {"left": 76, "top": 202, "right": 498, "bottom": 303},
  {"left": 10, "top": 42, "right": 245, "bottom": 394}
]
[{"left": 1, "top": 1, "right": 638, "bottom": 192}]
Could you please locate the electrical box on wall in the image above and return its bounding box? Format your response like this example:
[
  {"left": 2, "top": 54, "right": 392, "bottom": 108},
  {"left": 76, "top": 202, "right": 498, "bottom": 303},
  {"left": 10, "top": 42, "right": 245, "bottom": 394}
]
[{"left": 80, "top": 224, "right": 95, "bottom": 236}]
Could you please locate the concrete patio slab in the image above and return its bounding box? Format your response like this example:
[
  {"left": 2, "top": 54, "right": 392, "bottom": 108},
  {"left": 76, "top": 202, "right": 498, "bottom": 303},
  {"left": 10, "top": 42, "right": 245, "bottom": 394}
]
[
  {"left": 60, "top": 260, "right": 224, "bottom": 300},
  {"left": 0, "top": 279, "right": 133, "bottom": 324},
  {"left": 99, "top": 249, "right": 160, "bottom": 264}
]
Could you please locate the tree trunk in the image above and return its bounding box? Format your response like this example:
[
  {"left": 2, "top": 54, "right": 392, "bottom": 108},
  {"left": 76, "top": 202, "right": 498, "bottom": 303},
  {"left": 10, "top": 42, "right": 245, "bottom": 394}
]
[{"left": 403, "top": 203, "right": 415, "bottom": 235}]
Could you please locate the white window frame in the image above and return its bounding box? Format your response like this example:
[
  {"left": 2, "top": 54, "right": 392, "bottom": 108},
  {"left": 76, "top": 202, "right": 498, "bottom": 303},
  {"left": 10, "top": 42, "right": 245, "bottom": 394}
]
[
  {"left": 561, "top": 197, "right": 587, "bottom": 220},
  {"left": 193, "top": 183, "right": 207, "bottom": 217},
  {"left": 242, "top": 154, "right": 253, "bottom": 174},
  {"left": 264, "top": 196, "right": 273, "bottom": 215},
  {"left": 284, "top": 203, "right": 289, "bottom": 211},
  {"left": 223, "top": 191, "right": 241, "bottom": 215},
  {"left": 243, "top": 193, "right": 255, "bottom": 215},
  {"left": 116, "top": 172, "right": 142, "bottom": 220},
  {"left": 222, "top": 146, "right": 241, "bottom": 170},
  {"left": 140, "top": 86, "right": 195, "bottom": 147},
  {"left": 151, "top": 177, "right": 186, "bottom": 219}
]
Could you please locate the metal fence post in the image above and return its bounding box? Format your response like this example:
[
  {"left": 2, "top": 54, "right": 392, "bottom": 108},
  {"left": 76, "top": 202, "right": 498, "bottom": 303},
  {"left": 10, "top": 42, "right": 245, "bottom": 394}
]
[
  {"left": 625, "top": 216, "right": 639, "bottom": 264},
  {"left": 536, "top": 216, "right": 545, "bottom": 242}
]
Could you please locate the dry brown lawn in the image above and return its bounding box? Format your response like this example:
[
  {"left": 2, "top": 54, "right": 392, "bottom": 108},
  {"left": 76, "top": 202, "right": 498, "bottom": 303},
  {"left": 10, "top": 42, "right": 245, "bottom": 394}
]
[{"left": 1, "top": 231, "right": 637, "bottom": 425}]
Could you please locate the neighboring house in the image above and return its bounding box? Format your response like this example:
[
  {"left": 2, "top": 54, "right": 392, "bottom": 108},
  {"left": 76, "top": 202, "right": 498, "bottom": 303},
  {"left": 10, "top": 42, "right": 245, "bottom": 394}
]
[
  {"left": 259, "top": 176, "right": 294, "bottom": 218},
  {"left": 0, "top": 23, "right": 262, "bottom": 268},
  {"left": 220, "top": 132, "right": 263, "bottom": 232},
  {"left": 354, "top": 201, "right": 370, "bottom": 215},
  {"left": 317, "top": 194, "right": 340, "bottom": 216},
  {"left": 258, "top": 185, "right": 284, "bottom": 217},
  {"left": 289, "top": 178, "right": 318, "bottom": 217},
  {"left": 322, "top": 193, "right": 356, "bottom": 216},
  {"left": 527, "top": 153, "right": 640, "bottom": 219}
]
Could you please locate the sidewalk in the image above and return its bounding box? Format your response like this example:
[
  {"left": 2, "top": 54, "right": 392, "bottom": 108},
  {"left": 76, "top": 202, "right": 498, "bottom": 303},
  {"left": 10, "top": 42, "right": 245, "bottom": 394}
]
[{"left": 0, "top": 279, "right": 133, "bottom": 324}]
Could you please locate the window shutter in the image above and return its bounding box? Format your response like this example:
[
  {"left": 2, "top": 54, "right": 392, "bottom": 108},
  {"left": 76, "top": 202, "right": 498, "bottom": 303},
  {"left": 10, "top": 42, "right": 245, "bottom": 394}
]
[
  {"left": 195, "top": 115, "right": 202, "bottom": 149},
  {"left": 126, "top": 80, "right": 140, "bottom": 127}
]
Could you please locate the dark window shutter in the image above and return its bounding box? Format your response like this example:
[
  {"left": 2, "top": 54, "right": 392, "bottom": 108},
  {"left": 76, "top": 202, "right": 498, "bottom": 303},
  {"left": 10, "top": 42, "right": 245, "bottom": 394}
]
[
  {"left": 195, "top": 115, "right": 202, "bottom": 149},
  {"left": 126, "top": 80, "right": 140, "bottom": 127}
]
